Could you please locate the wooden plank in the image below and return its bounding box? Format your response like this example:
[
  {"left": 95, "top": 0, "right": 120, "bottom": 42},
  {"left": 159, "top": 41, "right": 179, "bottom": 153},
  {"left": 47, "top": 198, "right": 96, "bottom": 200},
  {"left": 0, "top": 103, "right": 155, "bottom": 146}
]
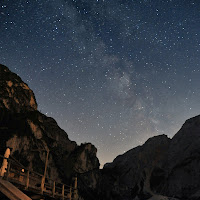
[{"left": 0, "top": 177, "right": 32, "bottom": 200}]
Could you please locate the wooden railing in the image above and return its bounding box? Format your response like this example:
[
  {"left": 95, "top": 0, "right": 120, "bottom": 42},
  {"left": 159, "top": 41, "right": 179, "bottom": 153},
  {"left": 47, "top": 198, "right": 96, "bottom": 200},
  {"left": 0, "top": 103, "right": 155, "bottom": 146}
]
[{"left": 0, "top": 155, "right": 78, "bottom": 200}]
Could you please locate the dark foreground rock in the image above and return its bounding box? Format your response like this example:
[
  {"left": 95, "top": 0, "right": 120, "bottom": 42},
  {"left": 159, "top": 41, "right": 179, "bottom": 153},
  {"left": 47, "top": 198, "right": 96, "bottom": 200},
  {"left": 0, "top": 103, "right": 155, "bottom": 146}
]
[
  {"left": 92, "top": 115, "right": 200, "bottom": 200},
  {"left": 162, "top": 115, "right": 200, "bottom": 199},
  {"left": 95, "top": 135, "right": 171, "bottom": 200}
]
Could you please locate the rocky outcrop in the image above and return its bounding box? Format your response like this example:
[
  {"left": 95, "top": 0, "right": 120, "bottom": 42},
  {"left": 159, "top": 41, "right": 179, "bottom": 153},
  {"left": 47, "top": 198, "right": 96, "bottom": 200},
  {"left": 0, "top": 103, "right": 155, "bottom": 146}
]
[
  {"left": 95, "top": 135, "right": 171, "bottom": 200},
  {"left": 94, "top": 115, "right": 200, "bottom": 200},
  {"left": 0, "top": 64, "right": 99, "bottom": 189},
  {"left": 161, "top": 115, "right": 200, "bottom": 199},
  {"left": 0, "top": 65, "right": 37, "bottom": 113}
]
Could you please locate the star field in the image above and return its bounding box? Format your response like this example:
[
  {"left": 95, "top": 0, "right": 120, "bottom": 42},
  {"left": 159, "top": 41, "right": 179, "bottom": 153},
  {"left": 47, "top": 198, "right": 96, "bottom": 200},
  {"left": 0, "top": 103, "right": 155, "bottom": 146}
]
[{"left": 1, "top": 0, "right": 200, "bottom": 166}]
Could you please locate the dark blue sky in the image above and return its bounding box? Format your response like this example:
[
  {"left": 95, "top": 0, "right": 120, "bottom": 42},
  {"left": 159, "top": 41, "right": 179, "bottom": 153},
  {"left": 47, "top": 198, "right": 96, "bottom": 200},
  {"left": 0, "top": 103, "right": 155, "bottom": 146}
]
[{"left": 1, "top": 0, "right": 200, "bottom": 166}]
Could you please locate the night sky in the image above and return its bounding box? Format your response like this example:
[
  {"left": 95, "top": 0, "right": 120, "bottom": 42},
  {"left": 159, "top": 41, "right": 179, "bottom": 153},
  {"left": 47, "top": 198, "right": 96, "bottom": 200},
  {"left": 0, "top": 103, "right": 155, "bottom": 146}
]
[{"left": 1, "top": 0, "right": 200, "bottom": 166}]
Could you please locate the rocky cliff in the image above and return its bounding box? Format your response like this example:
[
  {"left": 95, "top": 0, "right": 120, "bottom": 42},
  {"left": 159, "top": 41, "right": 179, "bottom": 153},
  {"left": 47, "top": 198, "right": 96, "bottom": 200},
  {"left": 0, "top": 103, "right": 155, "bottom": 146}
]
[
  {"left": 95, "top": 135, "right": 171, "bottom": 200},
  {"left": 0, "top": 65, "right": 37, "bottom": 113},
  {"left": 0, "top": 64, "right": 99, "bottom": 190},
  {"left": 162, "top": 115, "right": 200, "bottom": 199},
  {"left": 95, "top": 116, "right": 200, "bottom": 200}
]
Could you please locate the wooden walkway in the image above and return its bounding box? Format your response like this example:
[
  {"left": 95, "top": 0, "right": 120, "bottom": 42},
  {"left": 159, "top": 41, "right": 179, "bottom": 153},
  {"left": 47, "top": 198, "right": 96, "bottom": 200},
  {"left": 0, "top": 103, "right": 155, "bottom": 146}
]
[{"left": 0, "top": 154, "right": 78, "bottom": 200}]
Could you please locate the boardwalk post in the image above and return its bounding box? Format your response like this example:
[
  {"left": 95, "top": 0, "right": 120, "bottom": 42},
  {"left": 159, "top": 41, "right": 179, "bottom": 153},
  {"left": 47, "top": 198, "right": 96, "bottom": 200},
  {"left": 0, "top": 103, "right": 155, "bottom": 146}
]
[
  {"left": 43, "top": 150, "right": 49, "bottom": 180},
  {"left": 62, "top": 184, "right": 65, "bottom": 200},
  {"left": 41, "top": 176, "right": 45, "bottom": 194},
  {"left": 73, "top": 176, "right": 78, "bottom": 200},
  {"left": 69, "top": 186, "right": 72, "bottom": 200},
  {"left": 6, "top": 161, "right": 10, "bottom": 180},
  {"left": 41, "top": 149, "right": 49, "bottom": 194},
  {"left": 25, "top": 170, "right": 29, "bottom": 190},
  {"left": 0, "top": 148, "right": 10, "bottom": 177},
  {"left": 52, "top": 181, "right": 55, "bottom": 197}
]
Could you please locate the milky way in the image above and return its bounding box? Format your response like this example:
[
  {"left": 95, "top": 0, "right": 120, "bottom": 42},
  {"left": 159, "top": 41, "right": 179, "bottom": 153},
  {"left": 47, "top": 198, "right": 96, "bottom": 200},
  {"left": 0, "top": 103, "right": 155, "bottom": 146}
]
[{"left": 1, "top": 0, "right": 200, "bottom": 166}]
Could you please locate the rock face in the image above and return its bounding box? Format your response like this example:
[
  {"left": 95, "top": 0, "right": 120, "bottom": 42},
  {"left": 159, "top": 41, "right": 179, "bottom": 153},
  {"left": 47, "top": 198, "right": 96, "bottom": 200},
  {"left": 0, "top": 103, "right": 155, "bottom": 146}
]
[
  {"left": 96, "top": 135, "right": 171, "bottom": 200},
  {"left": 94, "top": 116, "right": 200, "bottom": 200},
  {"left": 0, "top": 64, "right": 99, "bottom": 190},
  {"left": 0, "top": 65, "right": 37, "bottom": 112},
  {"left": 162, "top": 115, "right": 200, "bottom": 199}
]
